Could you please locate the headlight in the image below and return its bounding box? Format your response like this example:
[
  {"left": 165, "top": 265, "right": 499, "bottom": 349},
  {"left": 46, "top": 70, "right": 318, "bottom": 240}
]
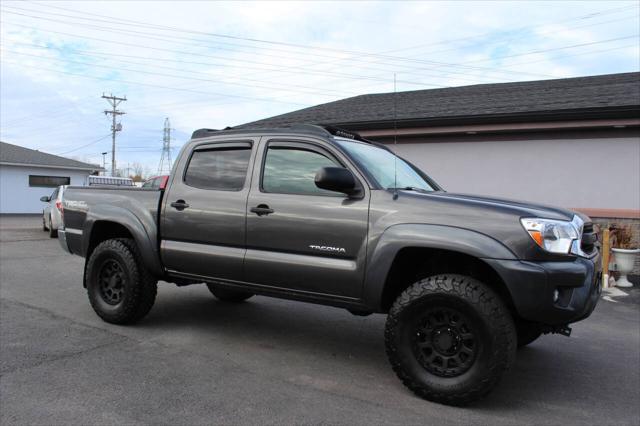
[{"left": 521, "top": 217, "right": 581, "bottom": 254}]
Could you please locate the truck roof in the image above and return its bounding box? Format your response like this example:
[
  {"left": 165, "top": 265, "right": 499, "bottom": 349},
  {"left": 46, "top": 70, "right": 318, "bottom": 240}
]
[{"left": 190, "top": 124, "right": 371, "bottom": 143}]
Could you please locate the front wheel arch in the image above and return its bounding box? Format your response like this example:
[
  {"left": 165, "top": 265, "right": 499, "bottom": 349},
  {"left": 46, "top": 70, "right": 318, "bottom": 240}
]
[{"left": 379, "top": 247, "right": 515, "bottom": 315}]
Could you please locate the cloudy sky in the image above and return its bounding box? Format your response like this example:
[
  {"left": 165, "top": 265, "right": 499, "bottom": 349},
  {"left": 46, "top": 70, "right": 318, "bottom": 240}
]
[{"left": 1, "top": 0, "right": 638, "bottom": 175}]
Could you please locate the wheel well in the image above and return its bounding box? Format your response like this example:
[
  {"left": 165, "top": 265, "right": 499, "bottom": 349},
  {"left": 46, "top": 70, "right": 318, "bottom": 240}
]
[
  {"left": 87, "top": 221, "right": 133, "bottom": 259},
  {"left": 380, "top": 247, "right": 515, "bottom": 314}
]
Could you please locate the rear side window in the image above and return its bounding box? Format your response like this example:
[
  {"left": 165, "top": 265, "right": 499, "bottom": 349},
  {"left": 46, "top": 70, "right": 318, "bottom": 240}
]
[
  {"left": 184, "top": 147, "right": 251, "bottom": 191},
  {"left": 262, "top": 146, "right": 339, "bottom": 195}
]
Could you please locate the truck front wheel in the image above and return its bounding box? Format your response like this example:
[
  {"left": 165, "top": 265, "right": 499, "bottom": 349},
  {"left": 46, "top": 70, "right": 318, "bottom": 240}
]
[
  {"left": 385, "top": 274, "right": 516, "bottom": 406},
  {"left": 206, "top": 283, "right": 254, "bottom": 303},
  {"left": 86, "top": 238, "right": 157, "bottom": 324}
]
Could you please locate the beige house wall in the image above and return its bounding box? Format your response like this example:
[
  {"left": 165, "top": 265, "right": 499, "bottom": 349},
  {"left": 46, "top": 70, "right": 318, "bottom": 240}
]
[{"left": 387, "top": 136, "right": 640, "bottom": 212}]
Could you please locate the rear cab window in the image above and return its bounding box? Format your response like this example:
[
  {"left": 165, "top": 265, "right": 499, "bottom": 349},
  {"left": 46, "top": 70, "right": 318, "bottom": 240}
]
[{"left": 184, "top": 143, "right": 252, "bottom": 191}]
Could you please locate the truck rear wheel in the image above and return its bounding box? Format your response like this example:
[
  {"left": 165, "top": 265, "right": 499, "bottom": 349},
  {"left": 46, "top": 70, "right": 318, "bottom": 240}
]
[
  {"left": 206, "top": 283, "right": 253, "bottom": 303},
  {"left": 385, "top": 274, "right": 516, "bottom": 406},
  {"left": 86, "top": 238, "right": 157, "bottom": 324}
]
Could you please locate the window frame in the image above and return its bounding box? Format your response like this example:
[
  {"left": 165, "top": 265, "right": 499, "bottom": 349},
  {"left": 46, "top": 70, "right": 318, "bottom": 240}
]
[
  {"left": 182, "top": 141, "right": 253, "bottom": 192},
  {"left": 28, "top": 175, "right": 71, "bottom": 188},
  {"left": 259, "top": 140, "right": 355, "bottom": 197}
]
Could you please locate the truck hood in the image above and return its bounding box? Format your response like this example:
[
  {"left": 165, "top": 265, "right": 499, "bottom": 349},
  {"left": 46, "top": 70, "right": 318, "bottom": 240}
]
[
  {"left": 425, "top": 191, "right": 579, "bottom": 221},
  {"left": 378, "top": 189, "right": 587, "bottom": 260}
]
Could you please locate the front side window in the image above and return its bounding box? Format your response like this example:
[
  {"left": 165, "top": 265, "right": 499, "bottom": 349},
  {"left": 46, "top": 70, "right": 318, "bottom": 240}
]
[
  {"left": 335, "top": 139, "right": 436, "bottom": 191},
  {"left": 262, "top": 146, "right": 339, "bottom": 195},
  {"left": 184, "top": 147, "right": 251, "bottom": 191}
]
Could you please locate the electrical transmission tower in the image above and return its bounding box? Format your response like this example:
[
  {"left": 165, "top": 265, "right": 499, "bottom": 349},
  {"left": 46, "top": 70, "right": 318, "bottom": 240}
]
[
  {"left": 102, "top": 93, "right": 126, "bottom": 176},
  {"left": 158, "top": 117, "right": 173, "bottom": 174}
]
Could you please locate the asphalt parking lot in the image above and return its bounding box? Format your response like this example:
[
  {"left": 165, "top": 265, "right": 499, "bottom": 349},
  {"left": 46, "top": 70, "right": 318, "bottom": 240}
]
[{"left": 1, "top": 215, "right": 639, "bottom": 425}]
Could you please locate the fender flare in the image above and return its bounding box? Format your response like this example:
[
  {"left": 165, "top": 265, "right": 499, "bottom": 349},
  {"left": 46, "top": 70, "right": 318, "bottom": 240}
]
[
  {"left": 82, "top": 204, "right": 163, "bottom": 277},
  {"left": 362, "top": 223, "right": 517, "bottom": 309}
]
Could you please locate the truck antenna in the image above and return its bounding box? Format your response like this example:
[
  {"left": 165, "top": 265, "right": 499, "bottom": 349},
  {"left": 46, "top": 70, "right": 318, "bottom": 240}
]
[{"left": 393, "top": 73, "right": 399, "bottom": 200}]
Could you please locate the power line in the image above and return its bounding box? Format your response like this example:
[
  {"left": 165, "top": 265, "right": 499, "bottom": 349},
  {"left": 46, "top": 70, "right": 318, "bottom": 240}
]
[
  {"left": 0, "top": 45, "right": 367, "bottom": 98},
  {"left": 19, "top": 0, "right": 638, "bottom": 71},
  {"left": 3, "top": 6, "right": 637, "bottom": 88},
  {"left": 0, "top": 6, "right": 557, "bottom": 79},
  {"left": 57, "top": 134, "right": 112, "bottom": 155},
  {"left": 0, "top": 57, "right": 311, "bottom": 107},
  {"left": 0, "top": 20, "right": 462, "bottom": 87}
]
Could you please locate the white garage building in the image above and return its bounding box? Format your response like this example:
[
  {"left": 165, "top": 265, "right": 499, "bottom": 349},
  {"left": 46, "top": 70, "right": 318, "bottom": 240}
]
[{"left": 0, "top": 141, "right": 102, "bottom": 214}]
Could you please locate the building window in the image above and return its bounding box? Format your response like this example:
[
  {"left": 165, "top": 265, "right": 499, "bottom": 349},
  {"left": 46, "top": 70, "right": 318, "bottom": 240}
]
[{"left": 28, "top": 175, "right": 71, "bottom": 188}]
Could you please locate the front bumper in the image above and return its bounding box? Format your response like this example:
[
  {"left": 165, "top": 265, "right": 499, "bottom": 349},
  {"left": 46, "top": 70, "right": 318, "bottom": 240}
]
[{"left": 484, "top": 252, "right": 601, "bottom": 325}]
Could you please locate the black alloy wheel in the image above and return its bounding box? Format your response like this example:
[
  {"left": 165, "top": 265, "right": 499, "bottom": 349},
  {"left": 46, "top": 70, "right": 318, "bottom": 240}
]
[
  {"left": 413, "top": 307, "right": 477, "bottom": 378},
  {"left": 98, "top": 259, "right": 126, "bottom": 305},
  {"left": 85, "top": 238, "right": 157, "bottom": 324}
]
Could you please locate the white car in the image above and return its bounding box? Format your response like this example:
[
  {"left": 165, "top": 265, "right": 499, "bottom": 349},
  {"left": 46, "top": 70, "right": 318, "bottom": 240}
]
[{"left": 40, "top": 186, "right": 65, "bottom": 238}]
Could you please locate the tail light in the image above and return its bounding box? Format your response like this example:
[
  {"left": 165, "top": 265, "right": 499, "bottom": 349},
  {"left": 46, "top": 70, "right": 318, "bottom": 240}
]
[{"left": 56, "top": 200, "right": 64, "bottom": 222}]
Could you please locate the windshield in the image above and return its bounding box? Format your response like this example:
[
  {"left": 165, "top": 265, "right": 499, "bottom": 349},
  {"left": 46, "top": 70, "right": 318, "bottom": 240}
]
[{"left": 335, "top": 139, "right": 437, "bottom": 191}]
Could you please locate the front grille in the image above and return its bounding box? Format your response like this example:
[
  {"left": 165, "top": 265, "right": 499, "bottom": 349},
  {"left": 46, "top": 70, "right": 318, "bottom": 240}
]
[{"left": 581, "top": 222, "right": 597, "bottom": 254}]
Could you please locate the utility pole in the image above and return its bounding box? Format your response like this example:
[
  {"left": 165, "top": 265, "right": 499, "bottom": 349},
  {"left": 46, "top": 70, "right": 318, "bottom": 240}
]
[
  {"left": 158, "top": 117, "right": 173, "bottom": 174},
  {"left": 101, "top": 151, "right": 108, "bottom": 175},
  {"left": 102, "top": 93, "right": 126, "bottom": 176}
]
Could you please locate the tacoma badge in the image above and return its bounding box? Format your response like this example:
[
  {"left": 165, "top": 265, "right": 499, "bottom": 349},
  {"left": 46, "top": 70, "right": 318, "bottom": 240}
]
[{"left": 309, "top": 245, "right": 346, "bottom": 254}]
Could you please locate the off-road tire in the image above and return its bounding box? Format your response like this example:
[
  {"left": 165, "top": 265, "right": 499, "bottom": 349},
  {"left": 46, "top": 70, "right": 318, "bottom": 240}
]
[
  {"left": 515, "top": 320, "right": 543, "bottom": 348},
  {"left": 385, "top": 274, "right": 516, "bottom": 406},
  {"left": 206, "top": 283, "right": 253, "bottom": 303},
  {"left": 86, "top": 238, "right": 157, "bottom": 324},
  {"left": 48, "top": 216, "right": 57, "bottom": 238}
]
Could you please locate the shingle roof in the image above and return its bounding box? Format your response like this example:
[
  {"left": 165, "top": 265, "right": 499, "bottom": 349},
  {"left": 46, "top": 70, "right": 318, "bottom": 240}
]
[
  {"left": 237, "top": 72, "right": 640, "bottom": 129},
  {"left": 0, "top": 141, "right": 102, "bottom": 171}
]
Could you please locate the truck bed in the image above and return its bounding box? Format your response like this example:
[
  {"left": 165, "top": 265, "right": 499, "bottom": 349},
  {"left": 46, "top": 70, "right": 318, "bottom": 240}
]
[{"left": 61, "top": 186, "right": 162, "bottom": 257}]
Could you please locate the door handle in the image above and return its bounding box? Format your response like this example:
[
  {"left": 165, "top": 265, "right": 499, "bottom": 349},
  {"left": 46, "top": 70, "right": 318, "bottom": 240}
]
[
  {"left": 250, "top": 204, "right": 274, "bottom": 216},
  {"left": 170, "top": 200, "right": 189, "bottom": 211}
]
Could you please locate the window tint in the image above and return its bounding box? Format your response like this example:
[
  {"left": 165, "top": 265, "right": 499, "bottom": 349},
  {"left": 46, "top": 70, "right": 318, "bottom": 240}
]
[
  {"left": 29, "top": 175, "right": 70, "bottom": 187},
  {"left": 184, "top": 147, "right": 251, "bottom": 190},
  {"left": 141, "top": 180, "right": 152, "bottom": 188},
  {"left": 262, "top": 146, "right": 339, "bottom": 195}
]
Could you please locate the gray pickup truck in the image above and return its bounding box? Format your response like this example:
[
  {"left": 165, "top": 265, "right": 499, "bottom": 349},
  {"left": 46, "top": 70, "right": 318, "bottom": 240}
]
[{"left": 58, "top": 125, "right": 601, "bottom": 405}]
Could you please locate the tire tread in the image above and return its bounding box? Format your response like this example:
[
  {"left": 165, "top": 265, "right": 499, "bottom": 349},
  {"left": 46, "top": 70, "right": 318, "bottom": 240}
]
[
  {"left": 384, "top": 274, "right": 516, "bottom": 406},
  {"left": 86, "top": 238, "right": 157, "bottom": 324}
]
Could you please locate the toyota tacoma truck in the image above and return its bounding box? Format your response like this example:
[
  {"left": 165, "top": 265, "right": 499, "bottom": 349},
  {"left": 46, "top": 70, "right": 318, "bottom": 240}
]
[{"left": 57, "top": 125, "right": 601, "bottom": 405}]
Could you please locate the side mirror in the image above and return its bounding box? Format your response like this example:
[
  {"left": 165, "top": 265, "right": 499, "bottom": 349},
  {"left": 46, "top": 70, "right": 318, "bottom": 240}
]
[
  {"left": 40, "top": 196, "right": 50, "bottom": 202},
  {"left": 315, "top": 167, "right": 359, "bottom": 196}
]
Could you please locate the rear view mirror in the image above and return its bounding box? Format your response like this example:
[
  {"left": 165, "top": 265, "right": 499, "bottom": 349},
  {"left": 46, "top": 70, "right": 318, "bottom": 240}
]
[
  {"left": 315, "top": 167, "right": 359, "bottom": 196},
  {"left": 40, "top": 196, "right": 50, "bottom": 202}
]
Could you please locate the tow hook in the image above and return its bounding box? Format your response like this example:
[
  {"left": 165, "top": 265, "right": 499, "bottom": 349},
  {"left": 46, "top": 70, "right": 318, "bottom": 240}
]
[{"left": 542, "top": 324, "right": 572, "bottom": 337}]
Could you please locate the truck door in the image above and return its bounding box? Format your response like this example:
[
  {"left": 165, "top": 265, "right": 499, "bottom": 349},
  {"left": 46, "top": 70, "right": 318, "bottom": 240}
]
[
  {"left": 161, "top": 139, "right": 257, "bottom": 281},
  {"left": 244, "top": 138, "right": 369, "bottom": 299}
]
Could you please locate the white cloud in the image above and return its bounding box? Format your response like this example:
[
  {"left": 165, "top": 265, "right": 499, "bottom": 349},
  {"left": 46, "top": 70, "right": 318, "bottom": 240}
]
[{"left": 1, "top": 0, "right": 638, "bottom": 173}]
